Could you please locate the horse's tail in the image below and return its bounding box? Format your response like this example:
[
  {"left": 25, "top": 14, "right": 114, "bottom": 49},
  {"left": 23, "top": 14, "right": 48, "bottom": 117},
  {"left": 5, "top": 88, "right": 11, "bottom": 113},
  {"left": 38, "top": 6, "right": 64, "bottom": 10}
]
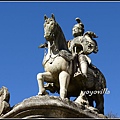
[{"left": 89, "top": 64, "right": 107, "bottom": 90}]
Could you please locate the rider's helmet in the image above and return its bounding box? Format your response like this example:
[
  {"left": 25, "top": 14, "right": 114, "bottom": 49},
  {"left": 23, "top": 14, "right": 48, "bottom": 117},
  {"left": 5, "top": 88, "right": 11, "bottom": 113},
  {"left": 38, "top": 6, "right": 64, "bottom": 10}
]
[{"left": 72, "top": 17, "right": 84, "bottom": 37}]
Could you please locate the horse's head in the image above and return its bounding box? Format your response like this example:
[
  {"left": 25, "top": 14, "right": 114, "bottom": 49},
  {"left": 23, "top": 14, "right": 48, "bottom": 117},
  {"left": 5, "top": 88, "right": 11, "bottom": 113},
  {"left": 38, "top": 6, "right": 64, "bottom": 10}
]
[
  {"left": 43, "top": 14, "right": 68, "bottom": 51},
  {"left": 44, "top": 14, "right": 58, "bottom": 41}
]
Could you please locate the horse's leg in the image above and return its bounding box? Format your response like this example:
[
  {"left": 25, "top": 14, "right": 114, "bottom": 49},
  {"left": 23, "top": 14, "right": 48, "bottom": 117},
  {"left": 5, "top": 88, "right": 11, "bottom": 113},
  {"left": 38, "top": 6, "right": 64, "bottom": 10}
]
[
  {"left": 95, "top": 94, "right": 104, "bottom": 114},
  {"left": 37, "top": 72, "right": 53, "bottom": 95},
  {"left": 87, "top": 95, "right": 95, "bottom": 107},
  {"left": 59, "top": 71, "right": 70, "bottom": 99}
]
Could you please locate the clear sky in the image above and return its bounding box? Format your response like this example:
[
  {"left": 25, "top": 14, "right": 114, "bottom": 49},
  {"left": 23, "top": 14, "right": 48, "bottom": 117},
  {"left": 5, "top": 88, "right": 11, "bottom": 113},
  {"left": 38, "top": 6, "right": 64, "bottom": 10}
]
[{"left": 0, "top": 1, "right": 120, "bottom": 117}]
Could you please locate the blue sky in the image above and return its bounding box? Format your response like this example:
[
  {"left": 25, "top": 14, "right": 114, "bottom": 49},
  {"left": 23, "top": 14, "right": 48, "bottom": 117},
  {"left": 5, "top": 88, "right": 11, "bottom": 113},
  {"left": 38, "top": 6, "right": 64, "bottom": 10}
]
[{"left": 0, "top": 1, "right": 120, "bottom": 117}]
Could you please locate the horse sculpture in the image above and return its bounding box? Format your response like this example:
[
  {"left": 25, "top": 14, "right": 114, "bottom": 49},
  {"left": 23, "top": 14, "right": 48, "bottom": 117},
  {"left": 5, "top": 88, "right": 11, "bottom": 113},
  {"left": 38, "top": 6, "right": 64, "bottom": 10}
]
[{"left": 37, "top": 14, "right": 106, "bottom": 114}]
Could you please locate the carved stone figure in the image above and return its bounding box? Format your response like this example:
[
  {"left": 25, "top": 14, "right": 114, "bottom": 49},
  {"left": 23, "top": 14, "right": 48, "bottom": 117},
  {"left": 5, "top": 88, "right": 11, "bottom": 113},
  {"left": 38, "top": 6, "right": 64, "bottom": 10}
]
[
  {"left": 67, "top": 17, "right": 101, "bottom": 112},
  {"left": 37, "top": 14, "right": 106, "bottom": 114},
  {"left": 0, "top": 86, "right": 11, "bottom": 116},
  {"left": 68, "top": 18, "right": 98, "bottom": 78},
  {"left": 37, "top": 14, "right": 73, "bottom": 99}
]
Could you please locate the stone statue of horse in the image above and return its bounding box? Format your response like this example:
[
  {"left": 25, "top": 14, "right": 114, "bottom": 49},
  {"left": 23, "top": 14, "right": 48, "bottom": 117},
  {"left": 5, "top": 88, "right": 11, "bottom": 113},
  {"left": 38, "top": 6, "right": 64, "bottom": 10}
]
[{"left": 37, "top": 14, "right": 106, "bottom": 114}]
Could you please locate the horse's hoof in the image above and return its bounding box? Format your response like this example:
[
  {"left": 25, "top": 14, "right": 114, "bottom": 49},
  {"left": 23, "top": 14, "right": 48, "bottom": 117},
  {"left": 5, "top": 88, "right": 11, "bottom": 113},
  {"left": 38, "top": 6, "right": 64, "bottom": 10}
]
[
  {"left": 60, "top": 97, "right": 69, "bottom": 102},
  {"left": 64, "top": 98, "right": 69, "bottom": 101},
  {"left": 86, "top": 105, "right": 99, "bottom": 113},
  {"left": 38, "top": 92, "right": 43, "bottom": 96},
  {"left": 38, "top": 91, "right": 49, "bottom": 96},
  {"left": 45, "top": 91, "right": 49, "bottom": 95}
]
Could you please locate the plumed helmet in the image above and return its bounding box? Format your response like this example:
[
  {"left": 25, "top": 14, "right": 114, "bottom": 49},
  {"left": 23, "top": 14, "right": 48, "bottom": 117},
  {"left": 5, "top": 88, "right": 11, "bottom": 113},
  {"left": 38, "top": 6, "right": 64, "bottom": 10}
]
[
  {"left": 72, "top": 17, "right": 85, "bottom": 37},
  {"left": 75, "top": 17, "right": 84, "bottom": 29}
]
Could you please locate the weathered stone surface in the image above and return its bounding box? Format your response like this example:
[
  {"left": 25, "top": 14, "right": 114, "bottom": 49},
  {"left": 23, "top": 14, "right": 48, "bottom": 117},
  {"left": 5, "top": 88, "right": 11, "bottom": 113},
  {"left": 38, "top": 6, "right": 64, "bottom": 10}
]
[
  {"left": 0, "top": 86, "right": 11, "bottom": 117},
  {"left": 37, "top": 14, "right": 106, "bottom": 115},
  {"left": 2, "top": 95, "right": 107, "bottom": 118}
]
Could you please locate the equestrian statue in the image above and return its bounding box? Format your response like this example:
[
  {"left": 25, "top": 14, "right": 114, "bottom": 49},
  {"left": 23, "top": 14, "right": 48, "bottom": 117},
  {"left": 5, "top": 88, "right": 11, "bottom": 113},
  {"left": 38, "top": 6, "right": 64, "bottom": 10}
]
[{"left": 37, "top": 14, "right": 106, "bottom": 114}]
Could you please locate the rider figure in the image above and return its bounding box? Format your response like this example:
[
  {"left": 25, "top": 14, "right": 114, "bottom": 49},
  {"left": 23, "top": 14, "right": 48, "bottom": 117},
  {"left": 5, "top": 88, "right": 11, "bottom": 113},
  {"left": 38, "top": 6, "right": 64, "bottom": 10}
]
[{"left": 68, "top": 17, "right": 98, "bottom": 78}]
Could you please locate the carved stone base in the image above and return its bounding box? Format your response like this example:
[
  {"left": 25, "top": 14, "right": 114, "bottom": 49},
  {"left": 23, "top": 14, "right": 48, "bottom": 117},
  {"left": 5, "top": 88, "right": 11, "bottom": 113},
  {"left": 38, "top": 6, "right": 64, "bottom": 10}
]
[
  {"left": 0, "top": 86, "right": 11, "bottom": 116},
  {"left": 2, "top": 95, "right": 107, "bottom": 118}
]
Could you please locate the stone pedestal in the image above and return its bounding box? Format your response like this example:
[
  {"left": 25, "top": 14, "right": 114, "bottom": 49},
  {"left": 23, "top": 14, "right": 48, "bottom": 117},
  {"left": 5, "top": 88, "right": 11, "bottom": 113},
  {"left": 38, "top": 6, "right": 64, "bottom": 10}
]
[{"left": 2, "top": 95, "right": 107, "bottom": 118}]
